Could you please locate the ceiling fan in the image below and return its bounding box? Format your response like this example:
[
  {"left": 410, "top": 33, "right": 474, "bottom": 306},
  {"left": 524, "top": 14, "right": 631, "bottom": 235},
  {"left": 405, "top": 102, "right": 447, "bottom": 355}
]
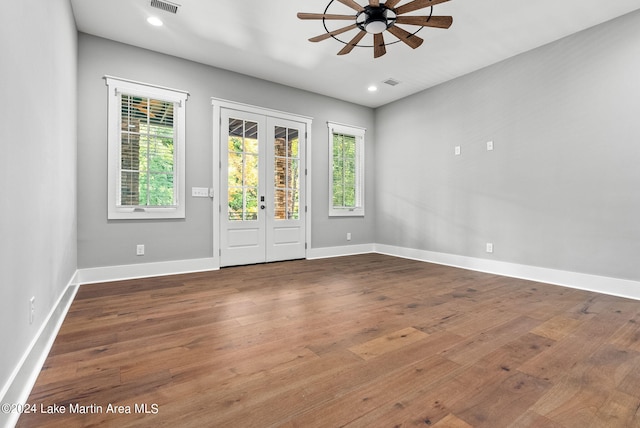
[{"left": 298, "top": 0, "right": 453, "bottom": 58}]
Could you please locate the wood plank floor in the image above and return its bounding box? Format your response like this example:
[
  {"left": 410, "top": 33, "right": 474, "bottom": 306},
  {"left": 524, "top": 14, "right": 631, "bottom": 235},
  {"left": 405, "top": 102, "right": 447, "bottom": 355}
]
[{"left": 17, "top": 254, "right": 640, "bottom": 427}]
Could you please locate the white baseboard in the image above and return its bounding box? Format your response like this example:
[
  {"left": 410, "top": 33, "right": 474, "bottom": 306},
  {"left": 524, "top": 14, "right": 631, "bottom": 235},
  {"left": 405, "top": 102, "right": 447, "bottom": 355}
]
[
  {"left": 0, "top": 275, "right": 79, "bottom": 428},
  {"left": 75, "top": 249, "right": 640, "bottom": 301},
  {"left": 374, "top": 244, "right": 640, "bottom": 301},
  {"left": 76, "top": 257, "right": 218, "bottom": 285},
  {"left": 307, "top": 244, "right": 375, "bottom": 260}
]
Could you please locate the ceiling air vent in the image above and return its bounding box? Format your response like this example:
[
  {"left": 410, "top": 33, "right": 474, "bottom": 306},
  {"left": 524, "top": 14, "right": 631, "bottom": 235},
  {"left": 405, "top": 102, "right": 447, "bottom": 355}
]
[
  {"left": 383, "top": 78, "right": 401, "bottom": 87},
  {"left": 150, "top": 0, "right": 180, "bottom": 14}
]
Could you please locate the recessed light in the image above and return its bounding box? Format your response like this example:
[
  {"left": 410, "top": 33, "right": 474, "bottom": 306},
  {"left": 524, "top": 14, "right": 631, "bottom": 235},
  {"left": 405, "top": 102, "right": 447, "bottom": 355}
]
[
  {"left": 147, "top": 16, "right": 164, "bottom": 27},
  {"left": 367, "top": 85, "right": 378, "bottom": 92}
]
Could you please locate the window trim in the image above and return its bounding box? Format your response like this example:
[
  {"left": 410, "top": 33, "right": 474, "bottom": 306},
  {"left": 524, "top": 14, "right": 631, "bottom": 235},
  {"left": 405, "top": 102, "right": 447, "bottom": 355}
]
[
  {"left": 328, "top": 122, "right": 365, "bottom": 217},
  {"left": 104, "top": 76, "right": 189, "bottom": 220}
]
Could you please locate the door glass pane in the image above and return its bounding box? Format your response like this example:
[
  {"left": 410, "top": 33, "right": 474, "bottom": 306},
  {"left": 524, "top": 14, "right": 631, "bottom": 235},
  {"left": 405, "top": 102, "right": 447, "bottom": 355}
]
[
  {"left": 274, "top": 126, "right": 286, "bottom": 157},
  {"left": 228, "top": 118, "right": 259, "bottom": 221},
  {"left": 274, "top": 189, "right": 286, "bottom": 220},
  {"left": 228, "top": 187, "right": 243, "bottom": 220},
  {"left": 273, "top": 126, "right": 300, "bottom": 220},
  {"left": 245, "top": 135, "right": 258, "bottom": 154},
  {"left": 228, "top": 153, "right": 243, "bottom": 186},
  {"left": 288, "top": 159, "right": 299, "bottom": 190},
  {"left": 288, "top": 129, "right": 299, "bottom": 157},
  {"left": 288, "top": 189, "right": 299, "bottom": 220},
  {"left": 228, "top": 118, "right": 243, "bottom": 138},
  {"left": 245, "top": 187, "right": 258, "bottom": 220},
  {"left": 245, "top": 154, "right": 259, "bottom": 187},
  {"left": 274, "top": 157, "right": 287, "bottom": 188},
  {"left": 245, "top": 121, "right": 258, "bottom": 142},
  {"left": 229, "top": 136, "right": 243, "bottom": 153}
]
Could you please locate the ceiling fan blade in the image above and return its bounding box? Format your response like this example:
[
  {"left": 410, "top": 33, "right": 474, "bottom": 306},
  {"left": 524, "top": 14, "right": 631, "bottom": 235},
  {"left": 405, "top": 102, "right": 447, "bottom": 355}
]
[
  {"left": 394, "top": 15, "right": 453, "bottom": 28},
  {"left": 383, "top": 0, "right": 402, "bottom": 8},
  {"left": 297, "top": 13, "right": 356, "bottom": 20},
  {"left": 369, "top": 0, "right": 380, "bottom": 6},
  {"left": 395, "top": 0, "right": 450, "bottom": 15},
  {"left": 338, "top": 30, "right": 367, "bottom": 55},
  {"left": 387, "top": 25, "right": 424, "bottom": 49},
  {"left": 373, "top": 33, "right": 386, "bottom": 58},
  {"left": 309, "top": 24, "right": 359, "bottom": 42},
  {"left": 337, "top": 0, "right": 365, "bottom": 12}
]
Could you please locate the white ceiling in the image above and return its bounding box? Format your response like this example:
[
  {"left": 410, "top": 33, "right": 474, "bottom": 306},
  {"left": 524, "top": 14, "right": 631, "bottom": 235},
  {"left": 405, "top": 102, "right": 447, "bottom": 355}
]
[{"left": 70, "top": 0, "right": 640, "bottom": 108}]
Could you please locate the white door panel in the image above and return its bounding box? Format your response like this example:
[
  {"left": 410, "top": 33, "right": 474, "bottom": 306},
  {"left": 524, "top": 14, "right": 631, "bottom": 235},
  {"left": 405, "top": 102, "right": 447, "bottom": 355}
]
[
  {"left": 219, "top": 109, "right": 306, "bottom": 267},
  {"left": 226, "top": 228, "right": 261, "bottom": 247},
  {"left": 220, "top": 109, "right": 266, "bottom": 266},
  {"left": 265, "top": 117, "right": 306, "bottom": 263},
  {"left": 272, "top": 227, "right": 301, "bottom": 244}
]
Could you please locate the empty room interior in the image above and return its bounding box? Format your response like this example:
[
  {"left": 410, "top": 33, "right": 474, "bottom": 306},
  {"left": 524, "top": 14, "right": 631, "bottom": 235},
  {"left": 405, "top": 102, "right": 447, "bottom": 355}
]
[{"left": 2, "top": 0, "right": 640, "bottom": 426}]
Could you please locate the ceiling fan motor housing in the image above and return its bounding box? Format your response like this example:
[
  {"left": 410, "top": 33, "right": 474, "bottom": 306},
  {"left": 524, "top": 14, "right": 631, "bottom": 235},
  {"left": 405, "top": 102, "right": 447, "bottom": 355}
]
[{"left": 357, "top": 5, "right": 397, "bottom": 34}]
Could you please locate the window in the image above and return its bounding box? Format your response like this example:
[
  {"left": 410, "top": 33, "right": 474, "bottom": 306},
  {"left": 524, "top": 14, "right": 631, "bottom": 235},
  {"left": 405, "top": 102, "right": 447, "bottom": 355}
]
[
  {"left": 105, "top": 76, "right": 188, "bottom": 219},
  {"left": 328, "top": 122, "right": 365, "bottom": 216}
]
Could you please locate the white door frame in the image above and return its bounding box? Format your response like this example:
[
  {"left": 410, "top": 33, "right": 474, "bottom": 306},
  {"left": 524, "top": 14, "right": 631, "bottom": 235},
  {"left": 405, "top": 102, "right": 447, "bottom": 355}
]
[{"left": 212, "top": 98, "right": 313, "bottom": 268}]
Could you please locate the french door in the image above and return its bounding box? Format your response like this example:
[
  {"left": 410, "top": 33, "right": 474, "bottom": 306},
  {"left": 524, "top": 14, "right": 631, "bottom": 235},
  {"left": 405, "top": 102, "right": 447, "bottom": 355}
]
[{"left": 219, "top": 108, "right": 306, "bottom": 267}]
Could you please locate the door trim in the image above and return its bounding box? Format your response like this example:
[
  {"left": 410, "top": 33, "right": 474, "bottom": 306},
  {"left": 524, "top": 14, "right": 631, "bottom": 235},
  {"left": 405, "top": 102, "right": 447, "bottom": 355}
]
[{"left": 212, "top": 98, "right": 313, "bottom": 268}]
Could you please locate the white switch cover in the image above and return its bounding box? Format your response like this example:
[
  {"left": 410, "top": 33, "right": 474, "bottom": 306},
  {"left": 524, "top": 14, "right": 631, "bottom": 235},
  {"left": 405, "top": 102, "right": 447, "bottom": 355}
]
[
  {"left": 192, "top": 187, "right": 209, "bottom": 197},
  {"left": 455, "top": 146, "right": 461, "bottom": 156},
  {"left": 487, "top": 141, "right": 494, "bottom": 151}
]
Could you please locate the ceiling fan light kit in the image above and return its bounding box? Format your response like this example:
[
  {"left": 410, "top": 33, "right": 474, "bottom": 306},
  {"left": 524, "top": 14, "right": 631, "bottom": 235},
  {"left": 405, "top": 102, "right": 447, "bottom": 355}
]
[
  {"left": 298, "top": 0, "right": 453, "bottom": 58},
  {"left": 357, "top": 6, "right": 397, "bottom": 34}
]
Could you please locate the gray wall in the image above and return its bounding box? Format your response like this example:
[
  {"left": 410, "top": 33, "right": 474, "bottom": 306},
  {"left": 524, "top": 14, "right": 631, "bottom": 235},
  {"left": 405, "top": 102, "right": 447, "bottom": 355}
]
[
  {"left": 375, "top": 10, "right": 640, "bottom": 282},
  {"left": 77, "top": 34, "right": 376, "bottom": 268},
  {"left": 0, "top": 0, "right": 77, "bottom": 399}
]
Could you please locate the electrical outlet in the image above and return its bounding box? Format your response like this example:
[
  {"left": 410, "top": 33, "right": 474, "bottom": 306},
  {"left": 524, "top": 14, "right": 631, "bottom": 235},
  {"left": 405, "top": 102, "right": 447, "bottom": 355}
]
[
  {"left": 136, "top": 244, "right": 145, "bottom": 256},
  {"left": 487, "top": 141, "right": 494, "bottom": 151},
  {"left": 347, "top": 232, "right": 352, "bottom": 241},
  {"left": 454, "top": 146, "right": 461, "bottom": 156},
  {"left": 486, "top": 243, "right": 494, "bottom": 253},
  {"left": 29, "top": 296, "right": 35, "bottom": 324}
]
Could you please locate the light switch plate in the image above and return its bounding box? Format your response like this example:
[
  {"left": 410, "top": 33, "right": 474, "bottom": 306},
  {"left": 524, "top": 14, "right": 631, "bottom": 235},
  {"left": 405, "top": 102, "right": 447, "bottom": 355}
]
[{"left": 192, "top": 187, "right": 209, "bottom": 197}]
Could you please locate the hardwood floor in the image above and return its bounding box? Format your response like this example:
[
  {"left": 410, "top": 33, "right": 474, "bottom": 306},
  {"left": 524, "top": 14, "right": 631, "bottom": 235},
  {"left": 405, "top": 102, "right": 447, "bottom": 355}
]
[{"left": 17, "top": 254, "right": 640, "bottom": 427}]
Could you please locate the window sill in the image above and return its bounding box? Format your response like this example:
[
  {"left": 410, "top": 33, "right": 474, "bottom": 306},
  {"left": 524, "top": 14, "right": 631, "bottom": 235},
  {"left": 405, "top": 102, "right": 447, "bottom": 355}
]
[
  {"left": 108, "top": 206, "right": 185, "bottom": 220},
  {"left": 329, "top": 208, "right": 365, "bottom": 217}
]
